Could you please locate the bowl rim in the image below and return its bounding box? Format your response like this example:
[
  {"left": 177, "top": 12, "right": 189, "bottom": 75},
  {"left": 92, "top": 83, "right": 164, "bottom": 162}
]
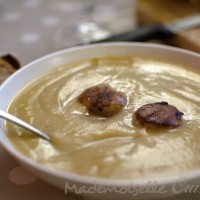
[{"left": 0, "top": 42, "right": 200, "bottom": 188}]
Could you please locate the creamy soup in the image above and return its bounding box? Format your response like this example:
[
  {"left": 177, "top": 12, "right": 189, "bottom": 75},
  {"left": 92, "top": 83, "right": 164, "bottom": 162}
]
[{"left": 6, "top": 57, "right": 200, "bottom": 180}]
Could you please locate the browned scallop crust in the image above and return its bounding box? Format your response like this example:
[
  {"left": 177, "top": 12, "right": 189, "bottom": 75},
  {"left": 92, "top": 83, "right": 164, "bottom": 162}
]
[
  {"left": 79, "top": 84, "right": 127, "bottom": 117},
  {"left": 135, "top": 102, "right": 184, "bottom": 128}
]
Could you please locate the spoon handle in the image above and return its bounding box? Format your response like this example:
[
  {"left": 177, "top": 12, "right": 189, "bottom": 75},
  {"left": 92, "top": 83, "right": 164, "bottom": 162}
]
[{"left": 0, "top": 110, "right": 50, "bottom": 141}]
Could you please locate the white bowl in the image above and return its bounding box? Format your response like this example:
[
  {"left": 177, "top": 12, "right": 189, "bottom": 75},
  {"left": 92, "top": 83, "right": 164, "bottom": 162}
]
[{"left": 0, "top": 42, "right": 200, "bottom": 200}]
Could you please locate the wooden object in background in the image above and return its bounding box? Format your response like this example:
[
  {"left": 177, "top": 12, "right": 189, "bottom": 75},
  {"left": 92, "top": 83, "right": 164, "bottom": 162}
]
[{"left": 138, "top": 0, "right": 200, "bottom": 53}]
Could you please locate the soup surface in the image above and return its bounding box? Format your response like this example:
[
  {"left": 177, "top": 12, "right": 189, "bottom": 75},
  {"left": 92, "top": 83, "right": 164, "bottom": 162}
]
[{"left": 6, "top": 57, "right": 200, "bottom": 180}]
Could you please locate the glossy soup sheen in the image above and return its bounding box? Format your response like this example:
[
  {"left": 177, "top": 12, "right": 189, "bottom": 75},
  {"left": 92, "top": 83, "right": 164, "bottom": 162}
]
[{"left": 6, "top": 57, "right": 200, "bottom": 180}]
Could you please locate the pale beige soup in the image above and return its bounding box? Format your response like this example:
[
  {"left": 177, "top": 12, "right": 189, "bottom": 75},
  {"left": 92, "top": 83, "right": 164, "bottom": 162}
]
[{"left": 6, "top": 57, "right": 200, "bottom": 180}]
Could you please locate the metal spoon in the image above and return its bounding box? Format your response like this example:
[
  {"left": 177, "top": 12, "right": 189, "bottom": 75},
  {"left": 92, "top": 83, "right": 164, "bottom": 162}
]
[{"left": 0, "top": 110, "right": 50, "bottom": 141}]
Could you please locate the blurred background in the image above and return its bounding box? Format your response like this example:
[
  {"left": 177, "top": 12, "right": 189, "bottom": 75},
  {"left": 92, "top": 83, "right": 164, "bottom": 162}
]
[
  {"left": 0, "top": 0, "right": 137, "bottom": 65},
  {"left": 0, "top": 0, "right": 200, "bottom": 65}
]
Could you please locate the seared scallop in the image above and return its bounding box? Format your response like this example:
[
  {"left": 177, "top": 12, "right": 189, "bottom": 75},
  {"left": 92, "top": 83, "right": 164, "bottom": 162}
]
[
  {"left": 79, "top": 84, "right": 127, "bottom": 117},
  {"left": 135, "top": 101, "right": 184, "bottom": 128}
]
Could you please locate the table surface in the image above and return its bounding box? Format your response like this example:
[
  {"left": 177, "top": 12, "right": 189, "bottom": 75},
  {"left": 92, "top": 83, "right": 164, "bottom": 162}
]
[
  {"left": 0, "top": 0, "right": 200, "bottom": 199},
  {"left": 0, "top": 0, "right": 136, "bottom": 65}
]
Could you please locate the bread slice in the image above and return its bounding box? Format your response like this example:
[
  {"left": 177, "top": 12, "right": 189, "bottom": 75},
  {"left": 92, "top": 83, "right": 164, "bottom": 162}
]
[{"left": 0, "top": 54, "right": 20, "bottom": 84}]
